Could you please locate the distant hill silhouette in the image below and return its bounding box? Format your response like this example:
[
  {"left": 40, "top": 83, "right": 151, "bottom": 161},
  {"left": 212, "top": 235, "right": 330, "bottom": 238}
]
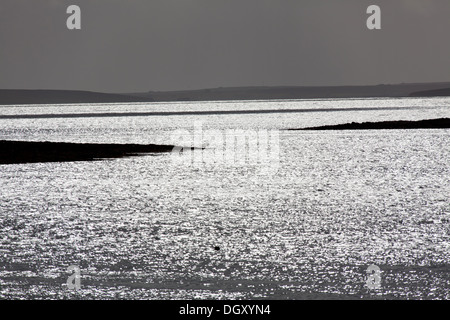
[
  {"left": 2, "top": 83, "right": 450, "bottom": 105},
  {"left": 0, "top": 89, "right": 154, "bottom": 105},
  {"left": 409, "top": 88, "right": 450, "bottom": 97},
  {"left": 128, "top": 82, "right": 450, "bottom": 102}
]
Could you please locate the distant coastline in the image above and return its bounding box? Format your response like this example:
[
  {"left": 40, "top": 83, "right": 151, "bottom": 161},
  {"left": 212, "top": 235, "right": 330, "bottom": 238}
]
[
  {"left": 130, "top": 82, "right": 450, "bottom": 102},
  {"left": 0, "top": 89, "right": 154, "bottom": 105},
  {"left": 1, "top": 82, "right": 450, "bottom": 105},
  {"left": 409, "top": 88, "right": 450, "bottom": 97}
]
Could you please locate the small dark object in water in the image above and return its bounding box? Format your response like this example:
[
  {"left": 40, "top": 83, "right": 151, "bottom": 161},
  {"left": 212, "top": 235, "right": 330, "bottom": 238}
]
[{"left": 214, "top": 246, "right": 220, "bottom": 251}]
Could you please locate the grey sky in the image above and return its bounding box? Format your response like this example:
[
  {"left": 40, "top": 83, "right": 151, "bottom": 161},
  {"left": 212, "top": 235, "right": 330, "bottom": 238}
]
[{"left": 1, "top": 0, "right": 449, "bottom": 93}]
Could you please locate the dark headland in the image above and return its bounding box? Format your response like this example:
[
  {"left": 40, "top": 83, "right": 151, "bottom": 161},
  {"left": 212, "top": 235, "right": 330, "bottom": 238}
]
[
  {"left": 289, "top": 118, "right": 450, "bottom": 131},
  {"left": 0, "top": 140, "right": 182, "bottom": 165}
]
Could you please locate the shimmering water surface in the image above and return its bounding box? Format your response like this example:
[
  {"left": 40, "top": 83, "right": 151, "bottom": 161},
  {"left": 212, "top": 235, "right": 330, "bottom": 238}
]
[{"left": 0, "top": 97, "right": 449, "bottom": 299}]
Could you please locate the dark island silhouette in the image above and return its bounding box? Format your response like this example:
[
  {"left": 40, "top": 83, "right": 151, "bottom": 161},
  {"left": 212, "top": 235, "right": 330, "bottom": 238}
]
[
  {"left": 289, "top": 118, "right": 450, "bottom": 131},
  {"left": 0, "top": 140, "right": 186, "bottom": 165}
]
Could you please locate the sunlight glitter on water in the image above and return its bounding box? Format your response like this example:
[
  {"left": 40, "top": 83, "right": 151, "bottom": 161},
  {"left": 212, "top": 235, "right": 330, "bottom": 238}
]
[{"left": 0, "top": 98, "right": 449, "bottom": 299}]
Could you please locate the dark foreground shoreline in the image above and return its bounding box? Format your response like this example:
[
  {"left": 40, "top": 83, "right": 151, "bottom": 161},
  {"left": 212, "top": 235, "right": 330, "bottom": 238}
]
[
  {"left": 0, "top": 140, "right": 179, "bottom": 165},
  {"left": 289, "top": 118, "right": 450, "bottom": 131}
]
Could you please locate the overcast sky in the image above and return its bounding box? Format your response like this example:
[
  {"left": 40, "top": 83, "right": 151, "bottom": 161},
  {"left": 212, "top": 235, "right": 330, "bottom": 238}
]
[{"left": 1, "top": 0, "right": 449, "bottom": 93}]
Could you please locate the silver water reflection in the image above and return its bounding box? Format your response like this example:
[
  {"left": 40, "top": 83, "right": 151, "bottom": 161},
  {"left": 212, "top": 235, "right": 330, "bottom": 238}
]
[{"left": 0, "top": 98, "right": 449, "bottom": 299}]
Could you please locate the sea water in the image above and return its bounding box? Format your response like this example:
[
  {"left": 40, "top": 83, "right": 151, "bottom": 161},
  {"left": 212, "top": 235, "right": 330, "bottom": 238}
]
[{"left": 0, "top": 97, "right": 449, "bottom": 299}]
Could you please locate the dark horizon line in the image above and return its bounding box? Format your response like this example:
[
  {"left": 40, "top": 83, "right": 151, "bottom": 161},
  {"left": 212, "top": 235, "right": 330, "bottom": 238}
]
[
  {"left": 1, "top": 80, "right": 450, "bottom": 95},
  {"left": 1, "top": 81, "right": 450, "bottom": 105},
  {"left": 139, "top": 81, "right": 450, "bottom": 95}
]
